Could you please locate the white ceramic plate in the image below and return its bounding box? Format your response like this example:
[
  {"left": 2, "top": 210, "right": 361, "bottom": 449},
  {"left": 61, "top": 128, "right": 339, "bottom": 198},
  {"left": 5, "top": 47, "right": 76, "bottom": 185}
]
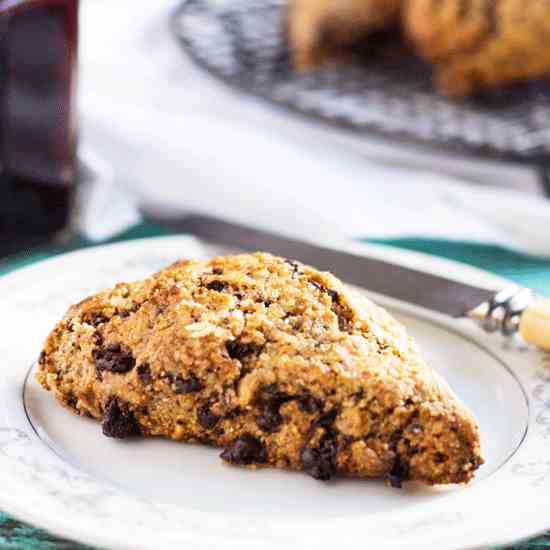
[{"left": 1, "top": 236, "right": 549, "bottom": 550}]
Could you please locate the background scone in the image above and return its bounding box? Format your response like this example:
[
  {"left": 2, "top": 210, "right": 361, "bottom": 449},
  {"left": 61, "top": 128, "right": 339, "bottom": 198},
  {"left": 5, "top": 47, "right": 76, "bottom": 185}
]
[
  {"left": 404, "top": 0, "right": 550, "bottom": 96},
  {"left": 289, "top": 0, "right": 402, "bottom": 70},
  {"left": 37, "top": 253, "right": 483, "bottom": 486}
]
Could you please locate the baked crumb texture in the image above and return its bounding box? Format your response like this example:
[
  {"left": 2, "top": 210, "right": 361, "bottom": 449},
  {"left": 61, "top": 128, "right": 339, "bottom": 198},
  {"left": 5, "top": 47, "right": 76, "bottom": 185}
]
[
  {"left": 288, "top": 0, "right": 401, "bottom": 70},
  {"left": 404, "top": 0, "right": 550, "bottom": 96},
  {"left": 288, "top": 0, "right": 550, "bottom": 96},
  {"left": 37, "top": 253, "right": 483, "bottom": 486}
]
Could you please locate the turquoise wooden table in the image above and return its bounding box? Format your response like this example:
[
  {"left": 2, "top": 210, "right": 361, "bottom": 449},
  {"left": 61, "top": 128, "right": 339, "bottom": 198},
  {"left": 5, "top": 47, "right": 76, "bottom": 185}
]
[{"left": 2, "top": 223, "right": 550, "bottom": 550}]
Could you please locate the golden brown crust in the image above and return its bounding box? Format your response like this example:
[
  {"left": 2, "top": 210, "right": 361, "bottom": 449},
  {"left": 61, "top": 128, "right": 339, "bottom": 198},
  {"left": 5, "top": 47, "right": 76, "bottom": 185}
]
[
  {"left": 36, "top": 253, "right": 483, "bottom": 485},
  {"left": 288, "top": 0, "right": 402, "bottom": 70},
  {"left": 404, "top": 0, "right": 550, "bottom": 96}
]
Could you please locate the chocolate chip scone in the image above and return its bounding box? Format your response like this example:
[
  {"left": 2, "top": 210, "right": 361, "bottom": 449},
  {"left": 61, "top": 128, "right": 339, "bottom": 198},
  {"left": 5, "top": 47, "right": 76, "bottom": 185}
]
[
  {"left": 289, "top": 0, "right": 402, "bottom": 70},
  {"left": 404, "top": 0, "right": 550, "bottom": 96},
  {"left": 37, "top": 253, "right": 483, "bottom": 486}
]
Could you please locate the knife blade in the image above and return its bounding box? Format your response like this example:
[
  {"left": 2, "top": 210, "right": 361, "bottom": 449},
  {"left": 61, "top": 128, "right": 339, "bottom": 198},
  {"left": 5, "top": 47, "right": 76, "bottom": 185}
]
[{"left": 149, "top": 213, "right": 496, "bottom": 318}]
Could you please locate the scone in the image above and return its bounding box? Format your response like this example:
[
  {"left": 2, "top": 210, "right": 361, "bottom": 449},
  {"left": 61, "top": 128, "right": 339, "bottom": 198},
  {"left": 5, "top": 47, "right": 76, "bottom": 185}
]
[
  {"left": 288, "top": 0, "right": 402, "bottom": 70},
  {"left": 404, "top": 0, "right": 550, "bottom": 96},
  {"left": 37, "top": 253, "right": 483, "bottom": 486}
]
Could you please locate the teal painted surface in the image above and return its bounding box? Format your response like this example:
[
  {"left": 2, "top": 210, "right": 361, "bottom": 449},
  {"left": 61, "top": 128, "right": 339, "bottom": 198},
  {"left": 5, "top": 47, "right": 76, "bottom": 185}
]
[
  {"left": 0, "top": 222, "right": 172, "bottom": 278},
  {"left": 367, "top": 238, "right": 550, "bottom": 296},
  {"left": 0, "top": 513, "right": 95, "bottom": 549},
  {"left": 1, "top": 225, "right": 550, "bottom": 549}
]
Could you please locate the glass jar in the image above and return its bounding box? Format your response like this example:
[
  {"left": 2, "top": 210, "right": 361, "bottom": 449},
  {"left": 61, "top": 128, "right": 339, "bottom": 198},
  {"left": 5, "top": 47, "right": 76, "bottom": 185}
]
[{"left": 0, "top": 0, "right": 78, "bottom": 256}]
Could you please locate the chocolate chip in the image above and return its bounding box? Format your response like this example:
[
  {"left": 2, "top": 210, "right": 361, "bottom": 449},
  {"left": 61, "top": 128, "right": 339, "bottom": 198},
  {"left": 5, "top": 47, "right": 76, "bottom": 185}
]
[
  {"left": 93, "top": 343, "right": 136, "bottom": 375},
  {"left": 160, "top": 371, "right": 175, "bottom": 382},
  {"left": 118, "top": 310, "right": 130, "bottom": 318},
  {"left": 225, "top": 407, "right": 243, "bottom": 420},
  {"left": 470, "top": 455, "right": 483, "bottom": 469},
  {"left": 332, "top": 301, "right": 352, "bottom": 333},
  {"left": 409, "top": 423, "right": 423, "bottom": 435},
  {"left": 300, "top": 448, "right": 321, "bottom": 473},
  {"left": 309, "top": 280, "right": 323, "bottom": 292},
  {"left": 38, "top": 351, "right": 46, "bottom": 365},
  {"left": 226, "top": 340, "right": 260, "bottom": 361},
  {"left": 102, "top": 398, "right": 141, "bottom": 439},
  {"left": 137, "top": 363, "right": 152, "bottom": 385},
  {"left": 197, "top": 405, "right": 219, "bottom": 430},
  {"left": 256, "top": 402, "right": 283, "bottom": 433},
  {"left": 84, "top": 312, "right": 109, "bottom": 327},
  {"left": 385, "top": 456, "right": 409, "bottom": 489},
  {"left": 175, "top": 373, "right": 204, "bottom": 394},
  {"left": 66, "top": 393, "right": 78, "bottom": 410},
  {"left": 263, "top": 299, "right": 272, "bottom": 307},
  {"left": 258, "top": 383, "right": 283, "bottom": 397},
  {"left": 313, "top": 408, "right": 338, "bottom": 428},
  {"left": 308, "top": 280, "right": 338, "bottom": 301},
  {"left": 300, "top": 437, "right": 337, "bottom": 481},
  {"left": 385, "top": 473, "right": 403, "bottom": 489},
  {"left": 254, "top": 386, "right": 293, "bottom": 432},
  {"left": 307, "top": 281, "right": 351, "bottom": 331},
  {"left": 298, "top": 395, "right": 323, "bottom": 414},
  {"left": 221, "top": 434, "right": 267, "bottom": 465},
  {"left": 314, "top": 286, "right": 352, "bottom": 332},
  {"left": 434, "top": 452, "right": 447, "bottom": 464},
  {"left": 301, "top": 410, "right": 339, "bottom": 480},
  {"left": 206, "top": 280, "right": 226, "bottom": 292},
  {"left": 127, "top": 303, "right": 141, "bottom": 314},
  {"left": 92, "top": 331, "right": 104, "bottom": 346},
  {"left": 212, "top": 267, "right": 224, "bottom": 275},
  {"left": 285, "top": 260, "right": 301, "bottom": 279}
]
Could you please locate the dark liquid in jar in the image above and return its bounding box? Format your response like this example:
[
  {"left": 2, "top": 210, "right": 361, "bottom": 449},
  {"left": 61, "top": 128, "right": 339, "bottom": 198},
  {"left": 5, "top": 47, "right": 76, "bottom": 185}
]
[{"left": 0, "top": 0, "right": 78, "bottom": 256}]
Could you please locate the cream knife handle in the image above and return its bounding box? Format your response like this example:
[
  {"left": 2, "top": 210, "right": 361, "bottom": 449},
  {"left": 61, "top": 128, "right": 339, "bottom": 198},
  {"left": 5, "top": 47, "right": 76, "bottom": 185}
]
[
  {"left": 466, "top": 286, "right": 549, "bottom": 350},
  {"left": 467, "top": 286, "right": 550, "bottom": 350},
  {"left": 519, "top": 300, "right": 550, "bottom": 351}
]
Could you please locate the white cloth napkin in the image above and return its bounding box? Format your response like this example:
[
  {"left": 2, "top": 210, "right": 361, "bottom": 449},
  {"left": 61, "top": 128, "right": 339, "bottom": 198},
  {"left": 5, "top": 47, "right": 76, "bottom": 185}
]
[{"left": 78, "top": 0, "right": 550, "bottom": 257}]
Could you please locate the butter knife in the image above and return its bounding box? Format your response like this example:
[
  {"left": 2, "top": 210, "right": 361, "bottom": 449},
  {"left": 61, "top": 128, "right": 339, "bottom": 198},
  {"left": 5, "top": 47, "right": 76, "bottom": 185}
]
[{"left": 151, "top": 213, "right": 550, "bottom": 350}]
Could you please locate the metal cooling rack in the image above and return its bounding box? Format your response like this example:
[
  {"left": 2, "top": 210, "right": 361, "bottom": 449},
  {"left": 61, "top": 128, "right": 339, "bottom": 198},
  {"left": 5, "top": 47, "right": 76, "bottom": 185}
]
[{"left": 172, "top": 0, "right": 550, "bottom": 193}]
